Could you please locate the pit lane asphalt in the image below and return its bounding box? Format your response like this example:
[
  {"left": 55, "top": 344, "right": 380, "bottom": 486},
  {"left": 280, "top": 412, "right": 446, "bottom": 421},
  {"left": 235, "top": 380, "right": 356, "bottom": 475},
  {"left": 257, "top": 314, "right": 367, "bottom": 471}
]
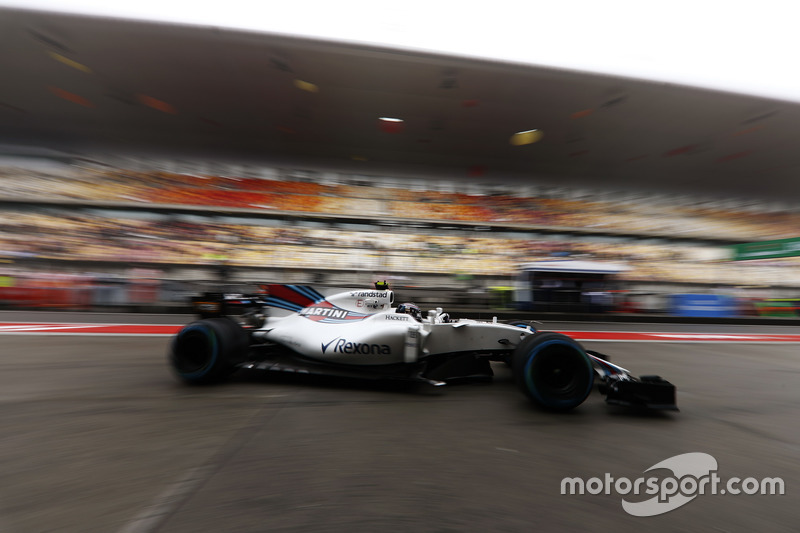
[{"left": 1, "top": 312, "right": 798, "bottom": 532}]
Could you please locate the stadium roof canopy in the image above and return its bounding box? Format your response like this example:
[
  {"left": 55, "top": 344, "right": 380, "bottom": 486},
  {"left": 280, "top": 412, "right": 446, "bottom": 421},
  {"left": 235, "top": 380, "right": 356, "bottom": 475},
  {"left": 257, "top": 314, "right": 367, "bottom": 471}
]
[{"left": 2, "top": 7, "right": 800, "bottom": 202}]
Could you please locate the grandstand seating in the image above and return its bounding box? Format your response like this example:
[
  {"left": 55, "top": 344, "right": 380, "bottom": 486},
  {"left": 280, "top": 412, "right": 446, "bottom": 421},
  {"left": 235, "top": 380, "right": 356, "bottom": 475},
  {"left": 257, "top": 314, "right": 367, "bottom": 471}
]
[{"left": 3, "top": 163, "right": 800, "bottom": 291}]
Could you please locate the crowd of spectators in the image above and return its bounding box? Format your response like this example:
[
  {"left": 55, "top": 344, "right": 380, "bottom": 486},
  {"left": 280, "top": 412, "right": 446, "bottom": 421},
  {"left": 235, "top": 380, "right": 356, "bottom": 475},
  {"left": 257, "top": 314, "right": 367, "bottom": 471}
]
[
  {"left": 3, "top": 163, "right": 800, "bottom": 289},
  {"left": 3, "top": 164, "right": 800, "bottom": 241},
  {"left": 3, "top": 205, "right": 800, "bottom": 287}
]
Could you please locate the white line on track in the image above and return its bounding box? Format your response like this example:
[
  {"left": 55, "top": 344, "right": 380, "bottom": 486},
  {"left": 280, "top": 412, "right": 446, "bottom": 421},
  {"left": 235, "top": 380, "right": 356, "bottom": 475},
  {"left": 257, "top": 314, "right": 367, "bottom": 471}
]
[
  {"left": 4, "top": 322, "right": 800, "bottom": 342},
  {"left": 116, "top": 465, "right": 214, "bottom": 533},
  {"left": 0, "top": 322, "right": 182, "bottom": 336},
  {"left": 0, "top": 332, "right": 176, "bottom": 336},
  {"left": 0, "top": 324, "right": 96, "bottom": 331}
]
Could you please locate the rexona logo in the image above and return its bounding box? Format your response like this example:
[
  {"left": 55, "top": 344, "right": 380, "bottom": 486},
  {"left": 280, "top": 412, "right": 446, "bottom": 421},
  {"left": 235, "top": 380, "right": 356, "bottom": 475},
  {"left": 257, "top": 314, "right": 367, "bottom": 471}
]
[{"left": 321, "top": 337, "right": 391, "bottom": 355}]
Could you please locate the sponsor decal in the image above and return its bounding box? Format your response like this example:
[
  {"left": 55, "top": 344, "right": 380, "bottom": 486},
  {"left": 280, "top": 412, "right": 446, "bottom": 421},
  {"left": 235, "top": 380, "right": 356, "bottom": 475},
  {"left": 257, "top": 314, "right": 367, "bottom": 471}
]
[
  {"left": 302, "top": 306, "right": 350, "bottom": 319},
  {"left": 321, "top": 337, "right": 391, "bottom": 355},
  {"left": 299, "top": 304, "right": 370, "bottom": 322},
  {"left": 363, "top": 298, "right": 382, "bottom": 310},
  {"left": 385, "top": 314, "right": 409, "bottom": 321},
  {"left": 349, "top": 291, "right": 391, "bottom": 299},
  {"left": 321, "top": 338, "right": 338, "bottom": 353}
]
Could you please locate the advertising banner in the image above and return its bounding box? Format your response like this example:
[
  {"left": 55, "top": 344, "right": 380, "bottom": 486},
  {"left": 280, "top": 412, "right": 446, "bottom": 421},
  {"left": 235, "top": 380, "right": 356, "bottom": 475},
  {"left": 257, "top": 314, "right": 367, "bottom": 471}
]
[
  {"left": 671, "top": 294, "right": 738, "bottom": 318},
  {"left": 731, "top": 237, "right": 800, "bottom": 260}
]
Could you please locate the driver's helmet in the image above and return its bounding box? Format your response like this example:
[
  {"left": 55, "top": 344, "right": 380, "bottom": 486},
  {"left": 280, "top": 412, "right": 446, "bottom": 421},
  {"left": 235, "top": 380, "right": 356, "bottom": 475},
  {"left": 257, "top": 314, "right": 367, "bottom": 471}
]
[{"left": 396, "top": 302, "right": 421, "bottom": 320}]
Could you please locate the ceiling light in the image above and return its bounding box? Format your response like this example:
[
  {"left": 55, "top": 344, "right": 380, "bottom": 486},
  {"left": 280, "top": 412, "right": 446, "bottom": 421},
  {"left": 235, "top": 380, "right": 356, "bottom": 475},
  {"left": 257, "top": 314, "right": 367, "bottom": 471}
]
[
  {"left": 137, "top": 94, "right": 177, "bottom": 114},
  {"left": 510, "top": 129, "right": 543, "bottom": 146},
  {"left": 48, "top": 86, "right": 93, "bottom": 108},
  {"left": 46, "top": 51, "right": 92, "bottom": 74},
  {"left": 200, "top": 117, "right": 223, "bottom": 128},
  {"left": 717, "top": 151, "right": 753, "bottom": 163},
  {"left": 378, "top": 117, "right": 404, "bottom": 133},
  {"left": 293, "top": 79, "right": 319, "bottom": 93},
  {"left": 733, "top": 126, "right": 764, "bottom": 137},
  {"left": 664, "top": 145, "right": 695, "bottom": 157},
  {"left": 571, "top": 109, "right": 594, "bottom": 119}
]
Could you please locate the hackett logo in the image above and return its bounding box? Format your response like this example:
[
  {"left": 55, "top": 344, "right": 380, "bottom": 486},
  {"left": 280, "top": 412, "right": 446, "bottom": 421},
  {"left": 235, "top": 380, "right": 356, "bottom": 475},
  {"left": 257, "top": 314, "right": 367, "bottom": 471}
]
[{"left": 321, "top": 337, "right": 391, "bottom": 355}]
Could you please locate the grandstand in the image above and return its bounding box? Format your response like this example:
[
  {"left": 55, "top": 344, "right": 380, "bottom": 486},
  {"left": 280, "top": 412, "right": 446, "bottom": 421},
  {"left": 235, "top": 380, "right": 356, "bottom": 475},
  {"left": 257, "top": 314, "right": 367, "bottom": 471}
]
[{"left": 3, "top": 158, "right": 800, "bottom": 313}]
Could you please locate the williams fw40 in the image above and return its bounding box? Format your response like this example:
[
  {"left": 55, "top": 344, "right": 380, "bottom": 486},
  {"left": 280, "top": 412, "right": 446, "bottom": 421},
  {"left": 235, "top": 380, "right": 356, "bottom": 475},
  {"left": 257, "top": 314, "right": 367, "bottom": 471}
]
[{"left": 170, "top": 283, "right": 677, "bottom": 412}]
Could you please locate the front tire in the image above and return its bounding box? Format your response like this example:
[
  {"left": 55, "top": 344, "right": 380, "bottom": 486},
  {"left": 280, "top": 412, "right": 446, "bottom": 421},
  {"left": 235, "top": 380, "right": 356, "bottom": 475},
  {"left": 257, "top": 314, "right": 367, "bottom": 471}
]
[
  {"left": 512, "top": 332, "right": 594, "bottom": 411},
  {"left": 169, "top": 318, "right": 249, "bottom": 384}
]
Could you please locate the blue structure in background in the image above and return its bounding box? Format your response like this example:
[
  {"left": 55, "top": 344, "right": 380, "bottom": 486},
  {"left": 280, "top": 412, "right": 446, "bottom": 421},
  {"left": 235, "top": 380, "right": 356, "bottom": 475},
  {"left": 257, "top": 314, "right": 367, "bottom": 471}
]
[{"left": 671, "top": 294, "right": 738, "bottom": 318}]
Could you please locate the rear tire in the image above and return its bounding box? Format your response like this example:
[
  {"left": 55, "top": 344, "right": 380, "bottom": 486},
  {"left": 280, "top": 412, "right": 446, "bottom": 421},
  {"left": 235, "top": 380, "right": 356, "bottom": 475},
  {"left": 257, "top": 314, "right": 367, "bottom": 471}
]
[
  {"left": 169, "top": 318, "right": 249, "bottom": 384},
  {"left": 512, "top": 332, "right": 594, "bottom": 411}
]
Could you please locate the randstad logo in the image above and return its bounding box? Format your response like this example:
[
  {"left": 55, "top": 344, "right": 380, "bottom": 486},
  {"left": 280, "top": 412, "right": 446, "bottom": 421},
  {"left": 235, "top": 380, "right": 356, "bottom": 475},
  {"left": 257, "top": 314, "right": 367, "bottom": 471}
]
[{"left": 561, "top": 452, "right": 784, "bottom": 517}]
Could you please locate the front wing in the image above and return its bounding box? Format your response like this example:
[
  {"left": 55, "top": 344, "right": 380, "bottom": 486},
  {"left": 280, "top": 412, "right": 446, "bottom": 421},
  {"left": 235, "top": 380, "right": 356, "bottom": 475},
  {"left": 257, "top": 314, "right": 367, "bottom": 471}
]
[{"left": 588, "top": 350, "right": 678, "bottom": 410}]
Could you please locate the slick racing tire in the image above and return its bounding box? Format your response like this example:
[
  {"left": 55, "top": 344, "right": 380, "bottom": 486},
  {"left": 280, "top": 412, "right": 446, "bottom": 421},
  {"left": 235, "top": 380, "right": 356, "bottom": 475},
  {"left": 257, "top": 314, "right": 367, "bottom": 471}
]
[
  {"left": 512, "top": 332, "right": 594, "bottom": 411},
  {"left": 169, "top": 318, "right": 250, "bottom": 384}
]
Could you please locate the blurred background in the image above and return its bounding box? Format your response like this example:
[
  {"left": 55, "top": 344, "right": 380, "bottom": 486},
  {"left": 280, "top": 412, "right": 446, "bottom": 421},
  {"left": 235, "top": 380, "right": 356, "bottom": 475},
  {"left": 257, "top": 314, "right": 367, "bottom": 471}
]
[
  {"left": 5, "top": 7, "right": 800, "bottom": 533},
  {"left": 2, "top": 2, "right": 800, "bottom": 319}
]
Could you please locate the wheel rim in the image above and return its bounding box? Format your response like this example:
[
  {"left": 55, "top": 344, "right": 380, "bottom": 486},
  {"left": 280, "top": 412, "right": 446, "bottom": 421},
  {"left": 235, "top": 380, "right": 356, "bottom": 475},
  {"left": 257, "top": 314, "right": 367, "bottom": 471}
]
[
  {"left": 523, "top": 339, "right": 592, "bottom": 408},
  {"left": 534, "top": 347, "right": 582, "bottom": 396},
  {"left": 173, "top": 326, "right": 217, "bottom": 376}
]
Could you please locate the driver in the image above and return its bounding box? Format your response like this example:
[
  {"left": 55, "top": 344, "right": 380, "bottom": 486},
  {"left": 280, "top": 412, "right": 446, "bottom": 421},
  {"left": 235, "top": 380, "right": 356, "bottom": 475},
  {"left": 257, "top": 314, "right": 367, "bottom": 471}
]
[{"left": 396, "top": 302, "right": 421, "bottom": 321}]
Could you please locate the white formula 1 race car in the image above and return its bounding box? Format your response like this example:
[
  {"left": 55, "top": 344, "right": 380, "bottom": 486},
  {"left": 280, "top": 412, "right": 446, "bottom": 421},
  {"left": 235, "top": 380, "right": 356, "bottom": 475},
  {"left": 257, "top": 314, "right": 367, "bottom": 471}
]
[{"left": 169, "top": 282, "right": 677, "bottom": 412}]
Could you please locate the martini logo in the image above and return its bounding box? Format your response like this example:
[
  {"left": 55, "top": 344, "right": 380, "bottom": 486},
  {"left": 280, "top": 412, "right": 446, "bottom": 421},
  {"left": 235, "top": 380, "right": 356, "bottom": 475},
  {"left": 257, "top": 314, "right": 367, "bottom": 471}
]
[
  {"left": 300, "top": 304, "right": 369, "bottom": 322},
  {"left": 302, "top": 306, "right": 349, "bottom": 319},
  {"left": 321, "top": 337, "right": 391, "bottom": 355}
]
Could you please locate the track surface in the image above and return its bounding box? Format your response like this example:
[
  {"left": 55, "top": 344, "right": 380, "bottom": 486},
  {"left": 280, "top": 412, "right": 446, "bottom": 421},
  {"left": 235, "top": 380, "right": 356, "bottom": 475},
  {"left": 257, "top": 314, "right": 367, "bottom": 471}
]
[{"left": 1, "top": 313, "right": 797, "bottom": 532}]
